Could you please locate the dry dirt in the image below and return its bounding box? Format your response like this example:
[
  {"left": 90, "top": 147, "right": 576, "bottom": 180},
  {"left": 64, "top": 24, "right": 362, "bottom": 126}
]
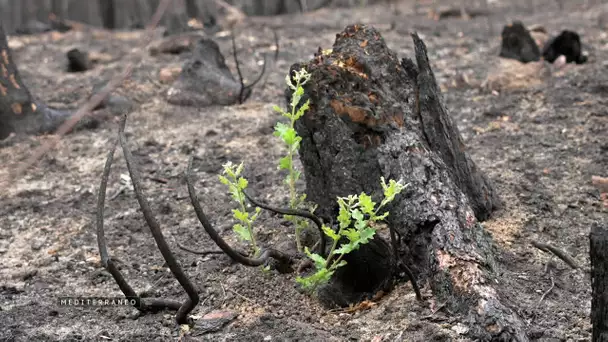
[{"left": 1, "top": 1, "right": 607, "bottom": 341}]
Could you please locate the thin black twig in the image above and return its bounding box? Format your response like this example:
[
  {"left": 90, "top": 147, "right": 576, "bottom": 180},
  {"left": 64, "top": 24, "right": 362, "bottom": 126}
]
[
  {"left": 389, "top": 224, "right": 422, "bottom": 301},
  {"left": 531, "top": 240, "right": 579, "bottom": 270},
  {"left": 186, "top": 156, "right": 293, "bottom": 267},
  {"left": 118, "top": 115, "right": 199, "bottom": 324},
  {"left": 242, "top": 190, "right": 327, "bottom": 257},
  {"left": 230, "top": 30, "right": 246, "bottom": 104},
  {"left": 240, "top": 54, "right": 267, "bottom": 103},
  {"left": 96, "top": 137, "right": 182, "bottom": 314},
  {"left": 538, "top": 273, "right": 555, "bottom": 304}
]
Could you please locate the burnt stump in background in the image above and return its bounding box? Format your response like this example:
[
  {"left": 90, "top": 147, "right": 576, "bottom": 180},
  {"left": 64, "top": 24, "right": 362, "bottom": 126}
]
[{"left": 499, "top": 21, "right": 541, "bottom": 63}]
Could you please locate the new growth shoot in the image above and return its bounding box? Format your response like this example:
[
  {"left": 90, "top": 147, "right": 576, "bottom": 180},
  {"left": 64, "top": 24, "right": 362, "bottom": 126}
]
[
  {"left": 296, "top": 177, "right": 407, "bottom": 292},
  {"left": 273, "top": 69, "right": 312, "bottom": 252},
  {"left": 219, "top": 162, "right": 261, "bottom": 256}
]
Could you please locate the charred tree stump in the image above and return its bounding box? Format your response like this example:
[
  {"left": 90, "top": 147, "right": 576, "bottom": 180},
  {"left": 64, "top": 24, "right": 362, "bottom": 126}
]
[
  {"left": 591, "top": 223, "right": 608, "bottom": 342},
  {"left": 0, "top": 22, "right": 85, "bottom": 140},
  {"left": 289, "top": 24, "right": 525, "bottom": 340}
]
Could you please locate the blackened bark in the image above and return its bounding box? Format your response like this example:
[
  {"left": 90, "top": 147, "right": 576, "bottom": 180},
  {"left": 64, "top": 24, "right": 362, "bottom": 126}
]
[
  {"left": 0, "top": 22, "right": 81, "bottom": 139},
  {"left": 591, "top": 223, "right": 608, "bottom": 342},
  {"left": 289, "top": 24, "right": 526, "bottom": 340}
]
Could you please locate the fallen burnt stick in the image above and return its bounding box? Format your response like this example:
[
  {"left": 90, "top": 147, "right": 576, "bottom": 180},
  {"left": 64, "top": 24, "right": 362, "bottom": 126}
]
[
  {"left": 289, "top": 24, "right": 525, "bottom": 339},
  {"left": 531, "top": 240, "right": 579, "bottom": 270},
  {"left": 96, "top": 137, "right": 183, "bottom": 317},
  {"left": 117, "top": 115, "right": 199, "bottom": 324},
  {"left": 499, "top": 21, "right": 541, "bottom": 63},
  {"left": 186, "top": 157, "right": 294, "bottom": 270},
  {"left": 590, "top": 223, "right": 608, "bottom": 342},
  {"left": 242, "top": 190, "right": 327, "bottom": 257}
]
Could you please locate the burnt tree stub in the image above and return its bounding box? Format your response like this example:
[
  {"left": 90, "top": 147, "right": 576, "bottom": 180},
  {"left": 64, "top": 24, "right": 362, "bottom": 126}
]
[
  {"left": 590, "top": 223, "right": 608, "bottom": 342},
  {"left": 499, "top": 21, "right": 541, "bottom": 64},
  {"left": 0, "top": 23, "right": 76, "bottom": 139},
  {"left": 289, "top": 24, "right": 526, "bottom": 340},
  {"left": 165, "top": 38, "right": 248, "bottom": 107}
]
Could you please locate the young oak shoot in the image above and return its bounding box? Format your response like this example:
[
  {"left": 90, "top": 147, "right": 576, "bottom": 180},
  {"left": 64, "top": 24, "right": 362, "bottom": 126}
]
[
  {"left": 296, "top": 177, "right": 407, "bottom": 292},
  {"left": 272, "top": 68, "right": 312, "bottom": 252},
  {"left": 218, "top": 161, "right": 262, "bottom": 256}
]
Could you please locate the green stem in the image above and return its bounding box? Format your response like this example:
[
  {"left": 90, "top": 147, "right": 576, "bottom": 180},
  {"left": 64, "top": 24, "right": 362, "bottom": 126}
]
[{"left": 237, "top": 187, "right": 258, "bottom": 256}]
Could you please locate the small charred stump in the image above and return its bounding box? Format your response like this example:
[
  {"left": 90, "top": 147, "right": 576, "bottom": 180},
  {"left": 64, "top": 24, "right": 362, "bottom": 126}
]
[
  {"left": 499, "top": 21, "right": 541, "bottom": 63},
  {"left": 591, "top": 223, "right": 608, "bottom": 342},
  {"left": 166, "top": 37, "right": 262, "bottom": 107},
  {"left": 542, "top": 30, "right": 587, "bottom": 64},
  {"left": 289, "top": 24, "right": 527, "bottom": 340}
]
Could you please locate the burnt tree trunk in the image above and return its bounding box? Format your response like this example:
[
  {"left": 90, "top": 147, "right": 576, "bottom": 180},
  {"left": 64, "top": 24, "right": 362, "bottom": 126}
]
[
  {"left": 591, "top": 223, "right": 608, "bottom": 342},
  {"left": 289, "top": 24, "right": 525, "bottom": 341},
  {"left": 0, "top": 22, "right": 75, "bottom": 139}
]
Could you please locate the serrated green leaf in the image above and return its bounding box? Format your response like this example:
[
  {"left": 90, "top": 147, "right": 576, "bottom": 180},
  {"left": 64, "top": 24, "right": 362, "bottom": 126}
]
[
  {"left": 334, "top": 242, "right": 357, "bottom": 255},
  {"left": 322, "top": 225, "right": 340, "bottom": 241},
  {"left": 342, "top": 228, "right": 360, "bottom": 242},
  {"left": 359, "top": 193, "right": 375, "bottom": 215},
  {"left": 272, "top": 105, "right": 284, "bottom": 114},
  {"left": 218, "top": 175, "right": 230, "bottom": 185},
  {"left": 278, "top": 156, "right": 291, "bottom": 170},
  {"left": 351, "top": 209, "right": 364, "bottom": 222},
  {"left": 359, "top": 227, "right": 376, "bottom": 244},
  {"left": 232, "top": 209, "right": 249, "bottom": 222},
  {"left": 294, "top": 100, "right": 310, "bottom": 120},
  {"left": 304, "top": 247, "right": 326, "bottom": 270},
  {"left": 233, "top": 224, "right": 251, "bottom": 241},
  {"left": 250, "top": 207, "right": 262, "bottom": 221},
  {"left": 237, "top": 177, "right": 248, "bottom": 190},
  {"left": 354, "top": 219, "right": 368, "bottom": 230},
  {"left": 274, "top": 122, "right": 290, "bottom": 138},
  {"left": 235, "top": 162, "right": 244, "bottom": 176},
  {"left": 375, "top": 211, "right": 389, "bottom": 220},
  {"left": 282, "top": 127, "right": 297, "bottom": 145}
]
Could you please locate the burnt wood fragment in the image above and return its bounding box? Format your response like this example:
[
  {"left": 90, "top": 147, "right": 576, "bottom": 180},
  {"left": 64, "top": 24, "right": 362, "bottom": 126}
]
[{"left": 288, "top": 24, "right": 525, "bottom": 340}]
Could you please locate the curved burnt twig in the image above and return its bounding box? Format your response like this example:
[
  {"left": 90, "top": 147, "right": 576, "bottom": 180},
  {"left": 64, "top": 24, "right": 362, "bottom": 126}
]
[
  {"left": 388, "top": 225, "right": 422, "bottom": 301},
  {"left": 117, "top": 115, "right": 199, "bottom": 324},
  {"left": 231, "top": 30, "right": 268, "bottom": 104},
  {"left": 186, "top": 157, "right": 293, "bottom": 267},
  {"left": 96, "top": 138, "right": 182, "bottom": 315},
  {"left": 242, "top": 190, "right": 327, "bottom": 258}
]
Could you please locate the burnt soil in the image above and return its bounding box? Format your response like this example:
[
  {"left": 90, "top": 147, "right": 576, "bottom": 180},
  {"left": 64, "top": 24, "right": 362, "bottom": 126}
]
[{"left": 1, "top": 1, "right": 607, "bottom": 341}]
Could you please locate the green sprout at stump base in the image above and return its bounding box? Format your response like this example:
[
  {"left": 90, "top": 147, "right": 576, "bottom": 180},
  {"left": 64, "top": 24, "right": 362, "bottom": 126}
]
[{"left": 296, "top": 177, "right": 407, "bottom": 293}]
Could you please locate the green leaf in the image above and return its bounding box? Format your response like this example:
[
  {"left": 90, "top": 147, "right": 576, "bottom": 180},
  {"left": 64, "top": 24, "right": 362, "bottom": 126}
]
[
  {"left": 232, "top": 209, "right": 249, "bottom": 222},
  {"left": 322, "top": 225, "right": 340, "bottom": 241},
  {"left": 354, "top": 219, "right": 368, "bottom": 230},
  {"left": 282, "top": 127, "right": 298, "bottom": 146},
  {"left": 272, "top": 105, "right": 284, "bottom": 114},
  {"left": 235, "top": 162, "right": 244, "bottom": 176},
  {"left": 250, "top": 207, "right": 261, "bottom": 221},
  {"left": 359, "top": 227, "right": 376, "bottom": 244},
  {"left": 334, "top": 242, "right": 357, "bottom": 255},
  {"left": 359, "top": 193, "right": 375, "bottom": 215},
  {"left": 233, "top": 224, "right": 251, "bottom": 241},
  {"left": 351, "top": 209, "right": 364, "bottom": 222},
  {"left": 304, "top": 247, "right": 326, "bottom": 269},
  {"left": 294, "top": 99, "right": 310, "bottom": 120},
  {"left": 342, "top": 228, "right": 360, "bottom": 242},
  {"left": 274, "top": 122, "right": 290, "bottom": 138},
  {"left": 278, "top": 156, "right": 291, "bottom": 170},
  {"left": 237, "top": 177, "right": 248, "bottom": 190},
  {"left": 218, "top": 175, "right": 230, "bottom": 186}
]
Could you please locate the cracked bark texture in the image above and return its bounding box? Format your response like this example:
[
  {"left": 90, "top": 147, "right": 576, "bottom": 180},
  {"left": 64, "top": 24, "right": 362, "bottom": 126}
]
[{"left": 288, "top": 24, "right": 525, "bottom": 341}]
